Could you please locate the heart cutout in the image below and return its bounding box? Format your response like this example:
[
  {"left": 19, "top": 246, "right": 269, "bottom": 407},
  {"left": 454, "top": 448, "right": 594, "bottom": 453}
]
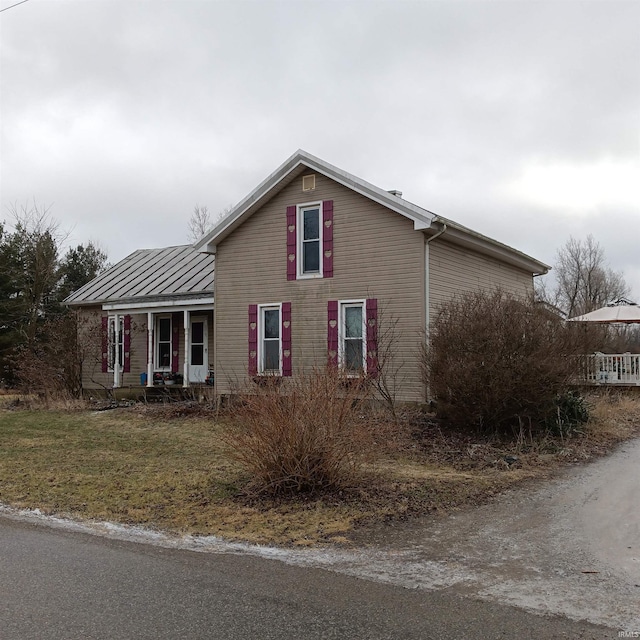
[
  {"left": 329, "top": 320, "right": 337, "bottom": 328},
  {"left": 283, "top": 320, "right": 290, "bottom": 328},
  {"left": 288, "top": 225, "right": 295, "bottom": 233},
  {"left": 250, "top": 322, "right": 257, "bottom": 330},
  {"left": 288, "top": 254, "right": 295, "bottom": 262}
]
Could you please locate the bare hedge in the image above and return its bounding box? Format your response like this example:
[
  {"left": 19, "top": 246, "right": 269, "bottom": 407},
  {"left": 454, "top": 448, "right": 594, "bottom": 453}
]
[
  {"left": 222, "top": 369, "right": 376, "bottom": 495},
  {"left": 423, "top": 290, "right": 596, "bottom": 434}
]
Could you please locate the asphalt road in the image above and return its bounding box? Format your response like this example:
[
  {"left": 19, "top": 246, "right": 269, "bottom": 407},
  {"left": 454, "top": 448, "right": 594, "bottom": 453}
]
[{"left": 0, "top": 516, "right": 614, "bottom": 640}]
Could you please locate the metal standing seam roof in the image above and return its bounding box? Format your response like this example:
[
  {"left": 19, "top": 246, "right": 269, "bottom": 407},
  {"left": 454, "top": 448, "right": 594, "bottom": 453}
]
[{"left": 64, "top": 245, "right": 215, "bottom": 305}]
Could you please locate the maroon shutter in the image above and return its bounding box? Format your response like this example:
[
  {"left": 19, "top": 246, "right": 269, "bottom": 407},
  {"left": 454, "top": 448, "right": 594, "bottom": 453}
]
[
  {"left": 286, "top": 205, "right": 297, "bottom": 281},
  {"left": 248, "top": 304, "right": 258, "bottom": 376},
  {"left": 171, "top": 312, "right": 180, "bottom": 373},
  {"left": 101, "top": 316, "right": 108, "bottom": 373},
  {"left": 282, "top": 302, "right": 292, "bottom": 376},
  {"left": 322, "top": 200, "right": 333, "bottom": 278},
  {"left": 366, "top": 298, "right": 378, "bottom": 378},
  {"left": 123, "top": 315, "right": 131, "bottom": 373},
  {"left": 327, "top": 300, "right": 338, "bottom": 368}
]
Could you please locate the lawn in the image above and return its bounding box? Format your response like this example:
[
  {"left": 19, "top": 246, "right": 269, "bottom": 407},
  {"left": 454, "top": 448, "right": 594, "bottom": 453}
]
[{"left": 0, "top": 394, "right": 638, "bottom": 546}]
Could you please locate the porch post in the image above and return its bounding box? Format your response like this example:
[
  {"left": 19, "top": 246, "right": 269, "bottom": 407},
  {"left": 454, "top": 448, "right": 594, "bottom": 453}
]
[
  {"left": 146, "top": 312, "right": 153, "bottom": 387},
  {"left": 183, "top": 309, "right": 190, "bottom": 387},
  {"left": 113, "top": 313, "right": 121, "bottom": 388}
]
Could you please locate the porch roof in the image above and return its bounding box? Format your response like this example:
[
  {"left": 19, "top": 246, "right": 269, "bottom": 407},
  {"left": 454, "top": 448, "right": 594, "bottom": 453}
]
[{"left": 64, "top": 245, "right": 214, "bottom": 306}]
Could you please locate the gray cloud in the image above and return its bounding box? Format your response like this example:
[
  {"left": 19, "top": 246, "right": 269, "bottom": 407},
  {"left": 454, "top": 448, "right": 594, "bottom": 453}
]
[{"left": 1, "top": 0, "right": 638, "bottom": 297}]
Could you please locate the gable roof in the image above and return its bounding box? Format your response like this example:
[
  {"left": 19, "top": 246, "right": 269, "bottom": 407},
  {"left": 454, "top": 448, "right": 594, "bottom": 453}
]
[
  {"left": 65, "top": 245, "right": 214, "bottom": 306},
  {"left": 194, "top": 149, "right": 549, "bottom": 276}
]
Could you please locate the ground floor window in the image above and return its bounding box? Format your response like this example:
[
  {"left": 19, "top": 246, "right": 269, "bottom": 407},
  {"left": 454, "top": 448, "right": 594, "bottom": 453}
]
[
  {"left": 340, "top": 301, "right": 365, "bottom": 373},
  {"left": 259, "top": 304, "right": 281, "bottom": 374},
  {"left": 156, "top": 315, "right": 172, "bottom": 369},
  {"left": 328, "top": 298, "right": 377, "bottom": 376},
  {"left": 108, "top": 316, "right": 124, "bottom": 371}
]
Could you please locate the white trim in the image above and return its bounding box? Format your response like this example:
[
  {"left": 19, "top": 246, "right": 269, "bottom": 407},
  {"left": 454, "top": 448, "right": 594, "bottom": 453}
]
[
  {"left": 183, "top": 310, "right": 190, "bottom": 387},
  {"left": 297, "top": 201, "right": 323, "bottom": 279},
  {"left": 146, "top": 312, "right": 153, "bottom": 387},
  {"left": 188, "top": 314, "right": 209, "bottom": 384},
  {"left": 155, "top": 314, "right": 173, "bottom": 372},
  {"left": 338, "top": 299, "right": 367, "bottom": 374},
  {"left": 102, "top": 297, "right": 214, "bottom": 312},
  {"left": 257, "top": 303, "right": 282, "bottom": 375}
]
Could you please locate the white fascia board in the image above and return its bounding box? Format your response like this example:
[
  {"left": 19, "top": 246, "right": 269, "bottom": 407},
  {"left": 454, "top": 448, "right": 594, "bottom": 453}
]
[
  {"left": 102, "top": 297, "right": 214, "bottom": 312},
  {"left": 195, "top": 149, "right": 435, "bottom": 253}
]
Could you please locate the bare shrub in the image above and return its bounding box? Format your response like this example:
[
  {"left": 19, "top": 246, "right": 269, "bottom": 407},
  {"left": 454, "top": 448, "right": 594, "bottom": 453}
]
[
  {"left": 12, "top": 311, "right": 83, "bottom": 404},
  {"left": 423, "top": 290, "right": 597, "bottom": 435},
  {"left": 222, "top": 368, "right": 377, "bottom": 495}
]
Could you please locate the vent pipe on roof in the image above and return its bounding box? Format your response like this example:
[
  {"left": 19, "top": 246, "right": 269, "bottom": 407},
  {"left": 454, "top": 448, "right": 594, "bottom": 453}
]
[{"left": 388, "top": 189, "right": 403, "bottom": 197}]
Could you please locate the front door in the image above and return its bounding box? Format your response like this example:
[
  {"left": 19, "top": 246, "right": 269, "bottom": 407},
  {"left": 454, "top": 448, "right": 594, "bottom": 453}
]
[{"left": 189, "top": 317, "right": 208, "bottom": 383}]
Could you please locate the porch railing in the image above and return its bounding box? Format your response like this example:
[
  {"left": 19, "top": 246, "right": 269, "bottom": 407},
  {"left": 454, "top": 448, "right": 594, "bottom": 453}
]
[{"left": 582, "top": 353, "right": 640, "bottom": 386}]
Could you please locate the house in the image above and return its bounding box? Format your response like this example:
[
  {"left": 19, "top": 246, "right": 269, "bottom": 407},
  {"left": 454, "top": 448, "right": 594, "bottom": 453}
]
[{"left": 67, "top": 150, "right": 549, "bottom": 401}]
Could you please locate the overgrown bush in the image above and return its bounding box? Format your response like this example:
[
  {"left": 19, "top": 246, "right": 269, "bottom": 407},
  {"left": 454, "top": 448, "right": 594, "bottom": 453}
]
[
  {"left": 222, "top": 369, "right": 376, "bottom": 496},
  {"left": 423, "top": 290, "right": 596, "bottom": 435},
  {"left": 12, "top": 311, "right": 84, "bottom": 403}
]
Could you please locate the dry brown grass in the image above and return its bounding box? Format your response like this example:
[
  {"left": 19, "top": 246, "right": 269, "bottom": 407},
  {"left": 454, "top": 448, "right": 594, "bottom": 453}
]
[{"left": 0, "top": 392, "right": 638, "bottom": 546}]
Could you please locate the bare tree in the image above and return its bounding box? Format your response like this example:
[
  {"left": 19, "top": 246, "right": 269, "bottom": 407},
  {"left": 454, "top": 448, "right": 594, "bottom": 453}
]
[
  {"left": 546, "top": 235, "right": 629, "bottom": 318},
  {"left": 187, "top": 204, "right": 233, "bottom": 243},
  {"left": 187, "top": 205, "right": 212, "bottom": 242}
]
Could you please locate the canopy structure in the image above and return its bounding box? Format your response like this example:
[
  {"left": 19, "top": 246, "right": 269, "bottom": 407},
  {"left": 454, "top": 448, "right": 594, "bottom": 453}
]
[{"left": 569, "top": 300, "right": 640, "bottom": 324}]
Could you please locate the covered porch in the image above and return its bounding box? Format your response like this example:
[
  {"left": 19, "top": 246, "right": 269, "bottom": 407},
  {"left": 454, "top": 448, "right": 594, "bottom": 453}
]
[{"left": 105, "top": 299, "right": 214, "bottom": 389}]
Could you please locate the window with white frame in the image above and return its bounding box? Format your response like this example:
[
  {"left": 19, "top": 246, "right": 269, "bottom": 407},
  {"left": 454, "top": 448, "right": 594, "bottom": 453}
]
[
  {"left": 340, "top": 301, "right": 365, "bottom": 373},
  {"left": 156, "top": 316, "right": 172, "bottom": 369},
  {"left": 259, "top": 305, "right": 281, "bottom": 374},
  {"left": 107, "top": 316, "right": 124, "bottom": 371},
  {"left": 298, "top": 203, "right": 322, "bottom": 277}
]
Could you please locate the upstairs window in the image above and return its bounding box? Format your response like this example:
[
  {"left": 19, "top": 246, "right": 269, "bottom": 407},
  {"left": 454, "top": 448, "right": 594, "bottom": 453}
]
[
  {"left": 287, "top": 201, "right": 333, "bottom": 281},
  {"left": 299, "top": 204, "right": 321, "bottom": 277}
]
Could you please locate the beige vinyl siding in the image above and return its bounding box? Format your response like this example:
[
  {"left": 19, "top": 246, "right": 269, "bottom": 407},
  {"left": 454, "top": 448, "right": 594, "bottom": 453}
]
[
  {"left": 214, "top": 172, "right": 426, "bottom": 401},
  {"left": 428, "top": 239, "right": 534, "bottom": 322}
]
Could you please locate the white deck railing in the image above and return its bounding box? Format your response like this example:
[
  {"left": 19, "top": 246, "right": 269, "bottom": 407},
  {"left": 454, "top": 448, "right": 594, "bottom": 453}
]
[{"left": 582, "top": 353, "right": 640, "bottom": 385}]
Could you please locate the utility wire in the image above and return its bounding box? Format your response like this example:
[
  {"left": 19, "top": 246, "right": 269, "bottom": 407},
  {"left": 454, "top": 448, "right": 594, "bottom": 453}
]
[{"left": 0, "top": 0, "right": 31, "bottom": 13}]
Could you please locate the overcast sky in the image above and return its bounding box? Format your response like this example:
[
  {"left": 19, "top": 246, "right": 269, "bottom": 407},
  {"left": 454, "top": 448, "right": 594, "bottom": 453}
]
[{"left": 1, "top": 0, "right": 638, "bottom": 298}]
